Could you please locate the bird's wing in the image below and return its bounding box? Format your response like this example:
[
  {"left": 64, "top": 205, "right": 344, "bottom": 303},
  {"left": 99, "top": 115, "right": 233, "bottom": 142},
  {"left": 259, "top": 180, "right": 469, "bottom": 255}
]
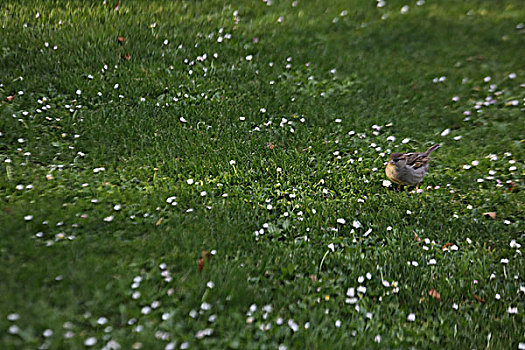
[{"left": 403, "top": 152, "right": 430, "bottom": 169}]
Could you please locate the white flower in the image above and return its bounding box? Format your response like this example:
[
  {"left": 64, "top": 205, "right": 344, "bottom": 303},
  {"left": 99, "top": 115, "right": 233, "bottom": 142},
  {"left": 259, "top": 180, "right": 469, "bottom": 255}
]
[
  {"left": 357, "top": 286, "right": 366, "bottom": 294},
  {"left": 43, "top": 329, "right": 53, "bottom": 337},
  {"left": 200, "top": 302, "right": 211, "bottom": 310},
  {"left": 84, "top": 337, "right": 97, "bottom": 347},
  {"left": 352, "top": 220, "right": 362, "bottom": 229},
  {"left": 76, "top": 89, "right": 82, "bottom": 95},
  {"left": 500, "top": 258, "right": 509, "bottom": 264},
  {"left": 401, "top": 138, "right": 410, "bottom": 144},
  {"left": 7, "top": 313, "right": 20, "bottom": 321},
  {"left": 114, "top": 84, "right": 119, "bottom": 89},
  {"left": 245, "top": 55, "right": 253, "bottom": 61},
  {"left": 288, "top": 319, "right": 299, "bottom": 332},
  {"left": 328, "top": 243, "right": 335, "bottom": 252},
  {"left": 506, "top": 306, "right": 518, "bottom": 314},
  {"left": 113, "top": 204, "right": 122, "bottom": 211},
  {"left": 24, "top": 215, "right": 33, "bottom": 221},
  {"left": 346, "top": 287, "right": 355, "bottom": 297},
  {"left": 400, "top": 5, "right": 409, "bottom": 14},
  {"left": 428, "top": 259, "right": 437, "bottom": 265},
  {"left": 335, "top": 320, "right": 341, "bottom": 328},
  {"left": 163, "top": 39, "right": 169, "bottom": 45},
  {"left": 510, "top": 240, "right": 521, "bottom": 249},
  {"left": 382, "top": 180, "right": 392, "bottom": 187},
  {"left": 186, "top": 179, "right": 194, "bottom": 185},
  {"left": 97, "top": 317, "right": 108, "bottom": 325},
  {"left": 440, "top": 129, "right": 450, "bottom": 137},
  {"left": 337, "top": 218, "right": 346, "bottom": 224},
  {"left": 407, "top": 313, "right": 416, "bottom": 322},
  {"left": 103, "top": 215, "right": 114, "bottom": 222},
  {"left": 200, "top": 191, "right": 207, "bottom": 196},
  {"left": 207, "top": 281, "right": 215, "bottom": 288}
]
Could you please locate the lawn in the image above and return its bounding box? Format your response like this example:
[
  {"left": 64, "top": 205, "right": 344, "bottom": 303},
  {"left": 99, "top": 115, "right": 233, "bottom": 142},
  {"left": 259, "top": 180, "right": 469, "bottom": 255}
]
[{"left": 1, "top": 0, "right": 524, "bottom": 348}]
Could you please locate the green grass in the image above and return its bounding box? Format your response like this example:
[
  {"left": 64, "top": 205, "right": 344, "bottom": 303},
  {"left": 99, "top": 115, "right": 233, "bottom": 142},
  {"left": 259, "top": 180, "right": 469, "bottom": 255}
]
[{"left": 1, "top": 0, "right": 524, "bottom": 348}]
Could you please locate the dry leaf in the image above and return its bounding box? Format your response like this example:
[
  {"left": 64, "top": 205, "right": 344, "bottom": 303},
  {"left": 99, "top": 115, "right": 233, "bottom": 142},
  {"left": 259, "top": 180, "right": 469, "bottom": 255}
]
[
  {"left": 198, "top": 250, "right": 210, "bottom": 273},
  {"left": 266, "top": 142, "right": 276, "bottom": 149},
  {"left": 482, "top": 212, "right": 496, "bottom": 220},
  {"left": 428, "top": 288, "right": 441, "bottom": 300},
  {"left": 115, "top": 0, "right": 121, "bottom": 11},
  {"left": 413, "top": 231, "right": 421, "bottom": 242},
  {"left": 508, "top": 181, "right": 516, "bottom": 192},
  {"left": 473, "top": 294, "right": 486, "bottom": 303},
  {"left": 155, "top": 217, "right": 163, "bottom": 226},
  {"left": 117, "top": 36, "right": 126, "bottom": 44},
  {"left": 121, "top": 52, "right": 131, "bottom": 60}
]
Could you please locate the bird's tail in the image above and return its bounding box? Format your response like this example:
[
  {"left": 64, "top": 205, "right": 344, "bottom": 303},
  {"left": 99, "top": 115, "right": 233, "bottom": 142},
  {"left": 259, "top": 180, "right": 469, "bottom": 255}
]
[{"left": 425, "top": 144, "right": 441, "bottom": 155}]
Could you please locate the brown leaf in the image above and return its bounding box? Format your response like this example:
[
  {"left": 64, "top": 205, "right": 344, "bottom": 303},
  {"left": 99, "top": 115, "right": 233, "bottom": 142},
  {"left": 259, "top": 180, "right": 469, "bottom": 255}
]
[
  {"left": 7, "top": 95, "right": 15, "bottom": 102},
  {"left": 473, "top": 294, "right": 486, "bottom": 303},
  {"left": 121, "top": 52, "right": 131, "bottom": 60},
  {"left": 198, "top": 257, "right": 205, "bottom": 272},
  {"left": 413, "top": 230, "right": 421, "bottom": 242},
  {"left": 117, "top": 36, "right": 126, "bottom": 44},
  {"left": 266, "top": 142, "right": 276, "bottom": 149},
  {"left": 155, "top": 217, "right": 163, "bottom": 226},
  {"left": 198, "top": 250, "right": 210, "bottom": 273},
  {"left": 482, "top": 212, "right": 496, "bottom": 220},
  {"left": 428, "top": 288, "right": 441, "bottom": 300},
  {"left": 309, "top": 274, "right": 318, "bottom": 282},
  {"left": 115, "top": 0, "right": 121, "bottom": 11},
  {"left": 508, "top": 181, "right": 516, "bottom": 192}
]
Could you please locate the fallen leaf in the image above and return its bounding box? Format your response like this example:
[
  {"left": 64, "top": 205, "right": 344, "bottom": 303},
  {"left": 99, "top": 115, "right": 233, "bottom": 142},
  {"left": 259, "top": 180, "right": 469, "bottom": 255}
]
[
  {"left": 117, "top": 36, "right": 126, "bottom": 44},
  {"left": 7, "top": 95, "right": 15, "bottom": 102},
  {"left": 473, "top": 294, "right": 486, "bottom": 303},
  {"left": 155, "top": 217, "right": 163, "bottom": 226},
  {"left": 121, "top": 52, "right": 131, "bottom": 60},
  {"left": 198, "top": 250, "right": 210, "bottom": 273},
  {"left": 508, "top": 181, "right": 516, "bottom": 192},
  {"left": 115, "top": 0, "right": 121, "bottom": 11},
  {"left": 266, "top": 142, "right": 276, "bottom": 149},
  {"left": 482, "top": 212, "right": 496, "bottom": 220},
  {"left": 310, "top": 274, "right": 317, "bottom": 282},
  {"left": 413, "top": 230, "right": 421, "bottom": 242},
  {"left": 428, "top": 288, "right": 441, "bottom": 300}
]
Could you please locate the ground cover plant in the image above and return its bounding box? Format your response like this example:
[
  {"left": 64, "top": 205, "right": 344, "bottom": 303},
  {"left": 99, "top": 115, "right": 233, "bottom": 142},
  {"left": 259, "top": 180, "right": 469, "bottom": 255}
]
[{"left": 1, "top": 0, "right": 524, "bottom": 348}]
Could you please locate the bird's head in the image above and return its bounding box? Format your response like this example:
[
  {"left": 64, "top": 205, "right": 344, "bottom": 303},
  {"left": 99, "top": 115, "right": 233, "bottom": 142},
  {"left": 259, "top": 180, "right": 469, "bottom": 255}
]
[{"left": 389, "top": 152, "right": 403, "bottom": 165}]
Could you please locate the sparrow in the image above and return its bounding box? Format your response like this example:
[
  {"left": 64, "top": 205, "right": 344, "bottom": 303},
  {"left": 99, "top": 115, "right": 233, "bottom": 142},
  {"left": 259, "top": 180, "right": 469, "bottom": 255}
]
[{"left": 385, "top": 144, "right": 440, "bottom": 188}]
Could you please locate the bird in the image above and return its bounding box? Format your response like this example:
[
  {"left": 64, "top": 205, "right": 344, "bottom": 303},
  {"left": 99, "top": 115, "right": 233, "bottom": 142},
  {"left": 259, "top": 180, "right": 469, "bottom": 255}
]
[{"left": 385, "top": 144, "right": 440, "bottom": 189}]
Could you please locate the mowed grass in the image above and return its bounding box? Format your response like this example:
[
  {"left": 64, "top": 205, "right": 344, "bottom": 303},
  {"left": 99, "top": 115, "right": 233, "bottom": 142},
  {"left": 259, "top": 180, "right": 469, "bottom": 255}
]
[{"left": 1, "top": 0, "right": 524, "bottom": 348}]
